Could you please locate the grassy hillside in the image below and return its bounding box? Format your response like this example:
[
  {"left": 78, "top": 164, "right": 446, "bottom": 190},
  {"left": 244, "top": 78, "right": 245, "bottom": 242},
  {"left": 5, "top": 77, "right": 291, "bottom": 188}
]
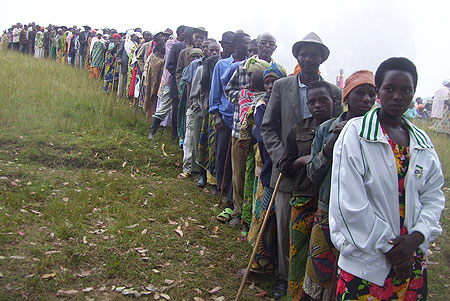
[{"left": 0, "top": 51, "right": 448, "bottom": 300}]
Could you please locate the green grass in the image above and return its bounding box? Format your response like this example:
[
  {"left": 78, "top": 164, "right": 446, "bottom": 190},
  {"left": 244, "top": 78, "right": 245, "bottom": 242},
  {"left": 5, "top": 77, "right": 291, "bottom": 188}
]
[{"left": 0, "top": 50, "right": 448, "bottom": 300}]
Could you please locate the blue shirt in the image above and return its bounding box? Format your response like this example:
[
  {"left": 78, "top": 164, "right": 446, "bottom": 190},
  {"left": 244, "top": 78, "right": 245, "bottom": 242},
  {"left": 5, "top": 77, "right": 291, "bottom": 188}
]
[
  {"left": 298, "top": 76, "right": 312, "bottom": 120},
  {"left": 209, "top": 56, "right": 236, "bottom": 129},
  {"left": 220, "top": 61, "right": 240, "bottom": 89}
]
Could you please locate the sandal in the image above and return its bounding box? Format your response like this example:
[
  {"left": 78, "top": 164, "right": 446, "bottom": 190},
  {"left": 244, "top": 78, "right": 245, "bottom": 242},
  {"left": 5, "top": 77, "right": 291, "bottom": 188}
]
[
  {"left": 177, "top": 172, "right": 190, "bottom": 179},
  {"left": 216, "top": 208, "right": 233, "bottom": 223}
]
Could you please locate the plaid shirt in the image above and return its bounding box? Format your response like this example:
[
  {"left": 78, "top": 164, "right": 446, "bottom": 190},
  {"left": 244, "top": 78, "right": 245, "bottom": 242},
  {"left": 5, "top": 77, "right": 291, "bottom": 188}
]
[
  {"left": 225, "top": 60, "right": 247, "bottom": 138},
  {"left": 225, "top": 57, "right": 274, "bottom": 138}
]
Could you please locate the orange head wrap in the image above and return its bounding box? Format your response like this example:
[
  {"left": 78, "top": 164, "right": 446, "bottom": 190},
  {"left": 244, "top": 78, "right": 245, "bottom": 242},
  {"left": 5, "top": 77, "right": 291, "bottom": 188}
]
[{"left": 343, "top": 70, "right": 375, "bottom": 101}]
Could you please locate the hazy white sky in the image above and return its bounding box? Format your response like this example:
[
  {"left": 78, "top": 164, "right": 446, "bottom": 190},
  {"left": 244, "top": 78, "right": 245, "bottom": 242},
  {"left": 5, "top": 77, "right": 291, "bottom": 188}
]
[{"left": 3, "top": 0, "right": 449, "bottom": 97}]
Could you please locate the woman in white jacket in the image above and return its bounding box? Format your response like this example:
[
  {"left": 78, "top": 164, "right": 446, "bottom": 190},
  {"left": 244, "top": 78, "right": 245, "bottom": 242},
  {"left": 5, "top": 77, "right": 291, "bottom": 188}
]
[{"left": 330, "top": 57, "right": 445, "bottom": 300}]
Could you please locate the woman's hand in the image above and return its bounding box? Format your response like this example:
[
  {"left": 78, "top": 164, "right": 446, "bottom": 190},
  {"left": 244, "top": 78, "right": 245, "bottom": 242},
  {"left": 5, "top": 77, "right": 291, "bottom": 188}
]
[
  {"left": 323, "top": 121, "right": 347, "bottom": 159},
  {"left": 393, "top": 260, "right": 413, "bottom": 280},
  {"left": 385, "top": 232, "right": 424, "bottom": 266}
]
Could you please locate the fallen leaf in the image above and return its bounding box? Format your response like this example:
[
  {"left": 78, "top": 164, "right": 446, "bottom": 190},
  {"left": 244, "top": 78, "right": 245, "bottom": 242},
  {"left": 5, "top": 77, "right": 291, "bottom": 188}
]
[
  {"left": 57, "top": 289, "right": 78, "bottom": 295},
  {"left": 160, "top": 293, "right": 170, "bottom": 300},
  {"left": 211, "top": 297, "right": 225, "bottom": 301},
  {"left": 115, "top": 286, "right": 126, "bottom": 292},
  {"left": 208, "top": 286, "right": 222, "bottom": 294},
  {"left": 42, "top": 272, "right": 56, "bottom": 279},
  {"left": 30, "top": 210, "right": 41, "bottom": 215},
  {"left": 62, "top": 182, "right": 69, "bottom": 186},
  {"left": 145, "top": 284, "right": 158, "bottom": 291},
  {"left": 45, "top": 250, "right": 60, "bottom": 255},
  {"left": 0, "top": 272, "right": 3, "bottom": 278},
  {"left": 161, "top": 144, "right": 169, "bottom": 157},
  {"left": 212, "top": 226, "right": 219, "bottom": 234},
  {"left": 122, "top": 162, "right": 127, "bottom": 168},
  {"left": 164, "top": 279, "right": 175, "bottom": 285},
  {"left": 82, "top": 236, "right": 87, "bottom": 244},
  {"left": 96, "top": 221, "right": 106, "bottom": 228},
  {"left": 200, "top": 250, "right": 205, "bottom": 256},
  {"left": 141, "top": 291, "right": 152, "bottom": 296},
  {"left": 18, "top": 231, "right": 25, "bottom": 236},
  {"left": 154, "top": 292, "right": 160, "bottom": 299},
  {"left": 142, "top": 228, "right": 148, "bottom": 235},
  {"left": 62, "top": 197, "right": 69, "bottom": 202},
  {"left": 194, "top": 288, "right": 203, "bottom": 294},
  {"left": 82, "top": 287, "right": 93, "bottom": 293},
  {"left": 9, "top": 256, "right": 25, "bottom": 260},
  {"left": 175, "top": 226, "right": 183, "bottom": 237},
  {"left": 193, "top": 298, "right": 205, "bottom": 301},
  {"left": 125, "top": 223, "right": 139, "bottom": 229},
  {"left": 76, "top": 270, "right": 90, "bottom": 278},
  {"left": 168, "top": 218, "right": 178, "bottom": 225},
  {"left": 122, "top": 288, "right": 138, "bottom": 296},
  {"left": 152, "top": 269, "right": 160, "bottom": 274}
]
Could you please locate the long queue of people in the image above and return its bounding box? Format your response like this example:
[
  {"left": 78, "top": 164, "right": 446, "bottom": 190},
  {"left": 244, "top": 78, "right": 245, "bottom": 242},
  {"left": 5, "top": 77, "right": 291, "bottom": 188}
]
[{"left": 1, "top": 22, "right": 446, "bottom": 301}]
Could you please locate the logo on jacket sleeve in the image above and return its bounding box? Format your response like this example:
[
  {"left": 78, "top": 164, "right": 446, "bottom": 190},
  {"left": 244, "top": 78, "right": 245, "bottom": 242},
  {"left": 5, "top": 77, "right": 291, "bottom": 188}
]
[{"left": 414, "top": 165, "right": 424, "bottom": 179}]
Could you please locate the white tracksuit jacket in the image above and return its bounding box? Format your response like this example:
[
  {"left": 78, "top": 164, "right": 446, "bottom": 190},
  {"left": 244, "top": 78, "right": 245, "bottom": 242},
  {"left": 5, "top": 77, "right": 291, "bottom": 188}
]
[{"left": 329, "top": 108, "right": 445, "bottom": 286}]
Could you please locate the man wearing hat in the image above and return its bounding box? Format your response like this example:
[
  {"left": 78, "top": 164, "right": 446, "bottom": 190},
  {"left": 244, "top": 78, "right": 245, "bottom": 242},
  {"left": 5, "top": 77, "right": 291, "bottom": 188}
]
[
  {"left": 220, "top": 31, "right": 235, "bottom": 59},
  {"left": 260, "top": 32, "right": 333, "bottom": 299},
  {"left": 176, "top": 27, "right": 208, "bottom": 93},
  {"left": 136, "top": 31, "right": 155, "bottom": 72}
]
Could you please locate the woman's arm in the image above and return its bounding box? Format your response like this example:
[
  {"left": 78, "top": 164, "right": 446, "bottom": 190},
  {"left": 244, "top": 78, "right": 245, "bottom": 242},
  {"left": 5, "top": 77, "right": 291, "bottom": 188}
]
[{"left": 411, "top": 149, "right": 445, "bottom": 242}]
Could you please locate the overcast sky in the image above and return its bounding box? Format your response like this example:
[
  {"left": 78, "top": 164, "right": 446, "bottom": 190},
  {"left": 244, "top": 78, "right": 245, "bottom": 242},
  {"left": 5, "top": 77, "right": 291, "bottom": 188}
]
[{"left": 3, "top": 0, "right": 449, "bottom": 97}]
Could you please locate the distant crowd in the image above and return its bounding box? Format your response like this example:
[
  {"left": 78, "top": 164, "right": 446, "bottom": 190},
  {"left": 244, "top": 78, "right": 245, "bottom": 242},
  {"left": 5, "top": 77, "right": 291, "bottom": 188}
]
[{"left": 1, "top": 21, "right": 448, "bottom": 301}]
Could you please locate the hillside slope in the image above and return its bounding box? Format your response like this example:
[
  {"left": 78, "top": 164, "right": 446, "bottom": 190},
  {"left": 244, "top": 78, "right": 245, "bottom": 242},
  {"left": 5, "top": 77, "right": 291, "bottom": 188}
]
[{"left": 0, "top": 51, "right": 448, "bottom": 300}]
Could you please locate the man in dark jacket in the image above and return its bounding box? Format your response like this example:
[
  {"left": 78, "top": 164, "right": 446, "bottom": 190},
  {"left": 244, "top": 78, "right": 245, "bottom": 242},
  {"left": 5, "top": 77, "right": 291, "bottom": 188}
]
[
  {"left": 43, "top": 25, "right": 52, "bottom": 58},
  {"left": 78, "top": 25, "right": 90, "bottom": 69},
  {"left": 19, "top": 25, "right": 29, "bottom": 53},
  {"left": 165, "top": 26, "right": 193, "bottom": 138}
]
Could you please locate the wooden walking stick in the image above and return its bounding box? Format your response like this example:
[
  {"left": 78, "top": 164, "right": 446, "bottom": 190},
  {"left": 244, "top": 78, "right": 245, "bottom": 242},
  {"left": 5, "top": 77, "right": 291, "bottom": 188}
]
[
  {"left": 235, "top": 173, "right": 283, "bottom": 301},
  {"left": 218, "top": 137, "right": 232, "bottom": 206}
]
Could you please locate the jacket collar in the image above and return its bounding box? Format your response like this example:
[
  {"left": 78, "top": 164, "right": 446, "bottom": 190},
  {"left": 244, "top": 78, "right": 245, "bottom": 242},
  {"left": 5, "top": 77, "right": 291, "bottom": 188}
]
[
  {"left": 359, "top": 108, "right": 433, "bottom": 149},
  {"left": 328, "top": 112, "right": 348, "bottom": 133}
]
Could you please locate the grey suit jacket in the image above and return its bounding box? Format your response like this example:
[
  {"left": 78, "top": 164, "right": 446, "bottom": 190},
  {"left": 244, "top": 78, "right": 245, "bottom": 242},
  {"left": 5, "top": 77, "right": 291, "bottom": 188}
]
[{"left": 261, "top": 74, "right": 303, "bottom": 193}]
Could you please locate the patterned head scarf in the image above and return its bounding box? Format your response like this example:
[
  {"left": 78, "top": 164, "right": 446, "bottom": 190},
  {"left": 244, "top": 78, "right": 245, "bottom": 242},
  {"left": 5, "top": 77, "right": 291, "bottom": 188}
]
[
  {"left": 244, "top": 56, "right": 270, "bottom": 73},
  {"left": 264, "top": 63, "right": 287, "bottom": 80}
]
